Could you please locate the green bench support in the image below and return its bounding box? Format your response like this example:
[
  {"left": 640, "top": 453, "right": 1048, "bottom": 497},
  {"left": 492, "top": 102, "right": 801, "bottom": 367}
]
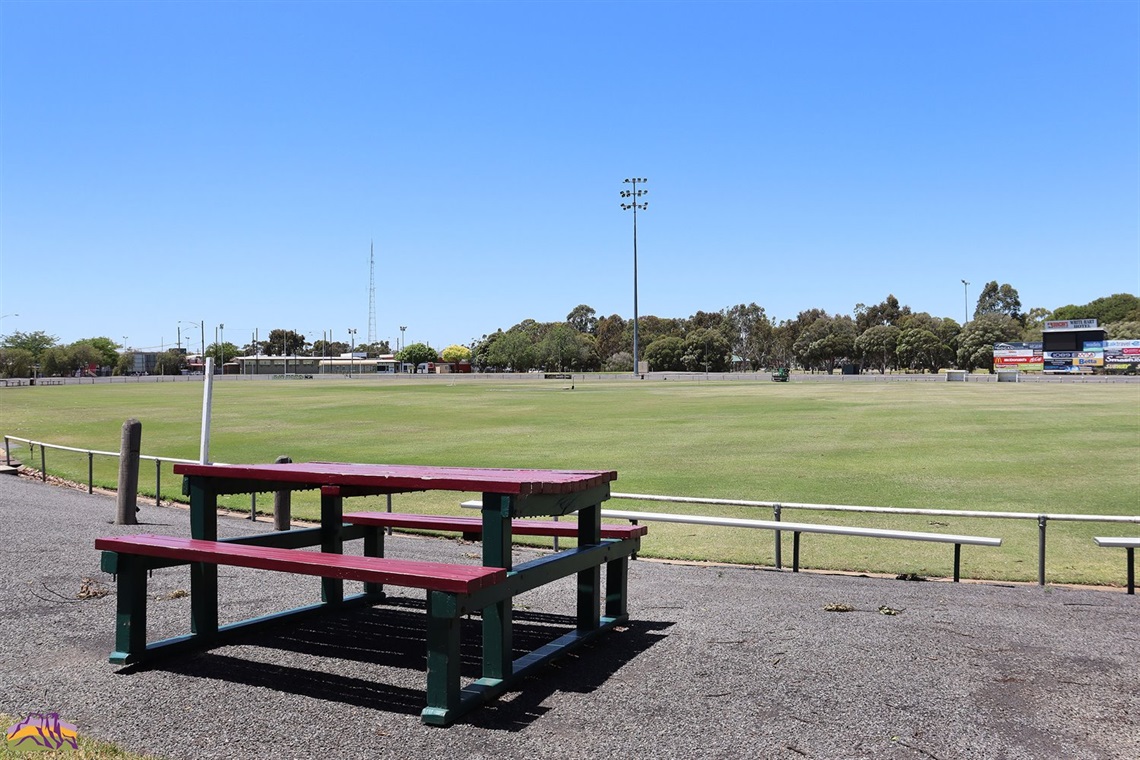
[
  {"left": 96, "top": 534, "right": 505, "bottom": 725},
  {"left": 1094, "top": 537, "right": 1138, "bottom": 594}
]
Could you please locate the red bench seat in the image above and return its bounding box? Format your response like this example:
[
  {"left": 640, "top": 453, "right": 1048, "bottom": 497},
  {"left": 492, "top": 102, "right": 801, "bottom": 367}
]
[
  {"left": 342, "top": 512, "right": 648, "bottom": 540},
  {"left": 95, "top": 534, "right": 505, "bottom": 594}
]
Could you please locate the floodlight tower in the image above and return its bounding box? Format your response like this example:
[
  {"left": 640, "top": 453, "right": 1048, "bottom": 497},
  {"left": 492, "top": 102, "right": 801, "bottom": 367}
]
[
  {"left": 961, "top": 280, "right": 970, "bottom": 325},
  {"left": 621, "top": 178, "right": 648, "bottom": 378}
]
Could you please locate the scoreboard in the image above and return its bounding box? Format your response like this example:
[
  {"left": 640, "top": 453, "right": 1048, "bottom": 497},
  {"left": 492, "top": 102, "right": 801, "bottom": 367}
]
[{"left": 1040, "top": 320, "right": 1107, "bottom": 374}]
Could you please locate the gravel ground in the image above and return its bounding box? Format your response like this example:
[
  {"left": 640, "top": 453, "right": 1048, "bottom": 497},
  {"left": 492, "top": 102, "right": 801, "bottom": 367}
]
[{"left": 1, "top": 473, "right": 1137, "bottom": 760}]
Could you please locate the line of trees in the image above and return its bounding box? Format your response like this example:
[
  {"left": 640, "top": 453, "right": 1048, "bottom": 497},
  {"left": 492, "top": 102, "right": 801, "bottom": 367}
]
[
  {"left": 468, "top": 289, "right": 1140, "bottom": 374},
  {"left": 0, "top": 326, "right": 473, "bottom": 378},
  {"left": 2, "top": 290, "right": 1137, "bottom": 379}
]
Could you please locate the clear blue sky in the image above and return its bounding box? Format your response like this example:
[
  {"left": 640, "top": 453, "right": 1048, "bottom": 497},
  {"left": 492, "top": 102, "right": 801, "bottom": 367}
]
[{"left": 2, "top": 0, "right": 1136, "bottom": 353}]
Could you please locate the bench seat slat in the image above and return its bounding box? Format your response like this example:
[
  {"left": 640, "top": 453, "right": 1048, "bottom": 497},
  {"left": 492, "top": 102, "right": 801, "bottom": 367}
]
[
  {"left": 1094, "top": 537, "right": 1140, "bottom": 549},
  {"left": 95, "top": 535, "right": 505, "bottom": 594},
  {"left": 597, "top": 509, "right": 1002, "bottom": 546},
  {"left": 342, "top": 512, "right": 647, "bottom": 540}
]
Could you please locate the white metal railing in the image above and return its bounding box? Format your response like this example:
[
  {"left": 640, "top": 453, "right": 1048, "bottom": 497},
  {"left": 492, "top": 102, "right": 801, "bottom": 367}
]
[
  {"left": 609, "top": 492, "right": 1140, "bottom": 586},
  {"left": 5, "top": 436, "right": 201, "bottom": 510},
  {"left": 2, "top": 436, "right": 386, "bottom": 525},
  {"left": 6, "top": 434, "right": 1138, "bottom": 586}
]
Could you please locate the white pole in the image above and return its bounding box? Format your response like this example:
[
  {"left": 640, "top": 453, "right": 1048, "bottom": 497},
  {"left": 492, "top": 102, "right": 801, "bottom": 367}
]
[{"left": 199, "top": 357, "right": 215, "bottom": 464}]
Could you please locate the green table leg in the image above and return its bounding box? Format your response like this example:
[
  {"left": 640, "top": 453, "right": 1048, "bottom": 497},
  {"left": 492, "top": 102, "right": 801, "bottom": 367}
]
[
  {"left": 605, "top": 555, "right": 629, "bottom": 620},
  {"left": 187, "top": 478, "right": 218, "bottom": 637},
  {"left": 577, "top": 503, "right": 601, "bottom": 631},
  {"left": 362, "top": 524, "right": 386, "bottom": 597},
  {"left": 423, "top": 590, "right": 462, "bottom": 726},
  {"left": 320, "top": 489, "right": 344, "bottom": 604},
  {"left": 481, "top": 493, "right": 513, "bottom": 681},
  {"left": 109, "top": 553, "right": 149, "bottom": 664}
]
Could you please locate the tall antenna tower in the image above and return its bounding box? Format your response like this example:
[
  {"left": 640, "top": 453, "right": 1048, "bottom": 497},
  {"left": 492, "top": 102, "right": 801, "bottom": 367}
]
[{"left": 368, "top": 240, "right": 378, "bottom": 344}]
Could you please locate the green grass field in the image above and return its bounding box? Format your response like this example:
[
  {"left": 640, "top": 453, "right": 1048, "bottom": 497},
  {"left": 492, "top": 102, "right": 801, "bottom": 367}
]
[{"left": 3, "top": 377, "right": 1138, "bottom": 585}]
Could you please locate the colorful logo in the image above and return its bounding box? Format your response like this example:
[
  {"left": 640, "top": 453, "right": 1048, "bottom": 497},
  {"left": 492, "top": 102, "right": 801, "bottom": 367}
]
[{"left": 5, "top": 713, "right": 79, "bottom": 752}]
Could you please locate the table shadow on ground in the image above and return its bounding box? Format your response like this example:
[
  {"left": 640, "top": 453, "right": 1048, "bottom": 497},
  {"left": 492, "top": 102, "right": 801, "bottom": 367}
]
[{"left": 140, "top": 596, "right": 674, "bottom": 729}]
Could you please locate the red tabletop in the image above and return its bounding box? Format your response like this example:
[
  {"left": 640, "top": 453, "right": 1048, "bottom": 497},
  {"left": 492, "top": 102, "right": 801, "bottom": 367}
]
[{"left": 172, "top": 461, "right": 617, "bottom": 496}]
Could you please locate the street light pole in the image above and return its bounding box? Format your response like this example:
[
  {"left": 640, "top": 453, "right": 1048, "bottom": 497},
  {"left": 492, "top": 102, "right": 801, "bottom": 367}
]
[
  {"left": 621, "top": 178, "right": 648, "bottom": 379},
  {"left": 961, "top": 280, "right": 970, "bottom": 325},
  {"left": 180, "top": 320, "right": 204, "bottom": 359},
  {"left": 399, "top": 326, "right": 407, "bottom": 371}
]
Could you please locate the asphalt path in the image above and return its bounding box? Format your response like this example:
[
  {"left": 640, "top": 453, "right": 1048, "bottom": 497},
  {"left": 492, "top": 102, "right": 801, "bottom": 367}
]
[{"left": 1, "top": 474, "right": 1136, "bottom": 759}]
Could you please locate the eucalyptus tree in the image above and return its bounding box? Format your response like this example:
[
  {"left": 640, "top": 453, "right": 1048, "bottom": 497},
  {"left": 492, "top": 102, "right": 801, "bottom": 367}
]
[
  {"left": 974, "top": 282, "right": 1023, "bottom": 322},
  {"left": 644, "top": 337, "right": 685, "bottom": 371},
  {"left": 855, "top": 324, "right": 900, "bottom": 374},
  {"left": 896, "top": 329, "right": 943, "bottom": 373}
]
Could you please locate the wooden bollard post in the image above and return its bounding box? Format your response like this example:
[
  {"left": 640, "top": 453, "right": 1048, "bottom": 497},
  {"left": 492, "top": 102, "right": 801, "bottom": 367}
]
[
  {"left": 273, "top": 455, "right": 292, "bottom": 530},
  {"left": 116, "top": 418, "right": 141, "bottom": 525}
]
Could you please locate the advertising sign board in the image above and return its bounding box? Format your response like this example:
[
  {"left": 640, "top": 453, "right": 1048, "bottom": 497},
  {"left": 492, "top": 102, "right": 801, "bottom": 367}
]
[
  {"left": 1044, "top": 319, "right": 1099, "bottom": 330},
  {"left": 992, "top": 341, "right": 1043, "bottom": 371}
]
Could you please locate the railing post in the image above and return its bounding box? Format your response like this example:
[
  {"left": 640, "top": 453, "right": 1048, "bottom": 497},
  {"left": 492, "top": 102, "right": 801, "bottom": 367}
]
[
  {"left": 773, "top": 503, "right": 782, "bottom": 569},
  {"left": 386, "top": 494, "right": 393, "bottom": 536},
  {"left": 1037, "top": 515, "right": 1047, "bottom": 586},
  {"left": 40, "top": 443, "right": 46, "bottom": 482},
  {"left": 116, "top": 419, "right": 141, "bottom": 525},
  {"left": 4, "top": 436, "right": 10, "bottom": 466},
  {"left": 250, "top": 492, "right": 257, "bottom": 521},
  {"left": 155, "top": 459, "right": 161, "bottom": 506},
  {"left": 88, "top": 452, "right": 94, "bottom": 494},
  {"left": 953, "top": 543, "right": 961, "bottom": 582},
  {"left": 792, "top": 531, "right": 801, "bottom": 572},
  {"left": 273, "top": 455, "right": 292, "bottom": 530}
]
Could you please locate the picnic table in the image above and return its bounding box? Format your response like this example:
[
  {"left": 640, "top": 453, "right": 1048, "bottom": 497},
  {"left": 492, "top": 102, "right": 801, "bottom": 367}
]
[{"left": 96, "top": 461, "right": 643, "bottom": 725}]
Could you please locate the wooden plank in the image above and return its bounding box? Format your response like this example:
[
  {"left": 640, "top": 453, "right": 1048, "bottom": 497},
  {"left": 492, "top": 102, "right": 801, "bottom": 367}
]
[
  {"left": 95, "top": 535, "right": 505, "bottom": 594},
  {"left": 172, "top": 461, "right": 617, "bottom": 496},
  {"left": 342, "top": 511, "right": 647, "bottom": 539}
]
